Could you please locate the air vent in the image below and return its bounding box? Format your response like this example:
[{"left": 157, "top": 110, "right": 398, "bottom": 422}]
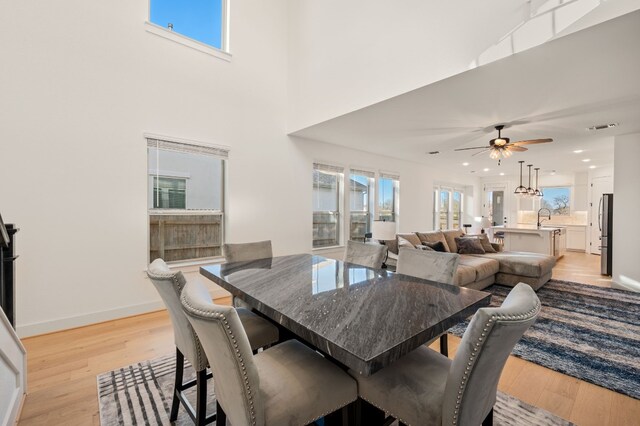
[
  {"left": 587, "top": 123, "right": 618, "bottom": 131},
  {"left": 428, "top": 151, "right": 440, "bottom": 155}
]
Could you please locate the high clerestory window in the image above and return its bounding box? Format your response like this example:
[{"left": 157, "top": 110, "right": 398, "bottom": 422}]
[{"left": 147, "top": 0, "right": 229, "bottom": 57}]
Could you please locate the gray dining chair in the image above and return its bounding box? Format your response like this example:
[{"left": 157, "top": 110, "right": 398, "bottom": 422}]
[
  {"left": 350, "top": 283, "right": 540, "bottom": 426},
  {"left": 223, "top": 240, "right": 272, "bottom": 309},
  {"left": 397, "top": 249, "right": 460, "bottom": 356},
  {"left": 146, "top": 258, "right": 279, "bottom": 425},
  {"left": 180, "top": 279, "right": 358, "bottom": 426},
  {"left": 344, "top": 240, "right": 387, "bottom": 269}
]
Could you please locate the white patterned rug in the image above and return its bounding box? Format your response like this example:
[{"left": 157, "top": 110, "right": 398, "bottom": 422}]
[{"left": 98, "top": 354, "right": 574, "bottom": 425}]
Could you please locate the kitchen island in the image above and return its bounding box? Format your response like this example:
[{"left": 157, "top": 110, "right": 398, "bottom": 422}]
[{"left": 493, "top": 225, "right": 566, "bottom": 259}]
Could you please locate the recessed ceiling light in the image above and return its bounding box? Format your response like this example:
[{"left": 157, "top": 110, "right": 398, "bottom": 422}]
[
  {"left": 483, "top": 168, "right": 490, "bottom": 172},
  {"left": 573, "top": 149, "right": 584, "bottom": 153},
  {"left": 550, "top": 170, "right": 556, "bottom": 175},
  {"left": 499, "top": 172, "right": 505, "bottom": 176},
  {"left": 462, "top": 162, "right": 470, "bottom": 166},
  {"left": 589, "top": 165, "right": 596, "bottom": 169},
  {"left": 587, "top": 123, "right": 618, "bottom": 131},
  {"left": 582, "top": 159, "right": 591, "bottom": 162}
]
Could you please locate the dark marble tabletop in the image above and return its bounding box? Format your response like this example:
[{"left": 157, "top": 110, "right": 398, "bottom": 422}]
[{"left": 201, "top": 254, "right": 490, "bottom": 376}]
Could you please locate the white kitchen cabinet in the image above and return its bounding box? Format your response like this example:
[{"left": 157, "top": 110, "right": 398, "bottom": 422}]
[{"left": 566, "top": 226, "right": 587, "bottom": 251}]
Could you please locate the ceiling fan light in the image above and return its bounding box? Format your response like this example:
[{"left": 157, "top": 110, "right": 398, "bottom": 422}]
[
  {"left": 503, "top": 149, "right": 513, "bottom": 158},
  {"left": 494, "top": 138, "right": 507, "bottom": 147}
]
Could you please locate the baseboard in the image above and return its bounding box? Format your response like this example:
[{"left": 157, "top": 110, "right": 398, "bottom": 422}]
[
  {"left": 16, "top": 284, "right": 232, "bottom": 338},
  {"left": 16, "top": 300, "right": 166, "bottom": 338}
]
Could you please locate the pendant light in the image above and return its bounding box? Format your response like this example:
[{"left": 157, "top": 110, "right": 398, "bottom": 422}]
[
  {"left": 514, "top": 161, "right": 527, "bottom": 196},
  {"left": 526, "top": 164, "right": 536, "bottom": 197},
  {"left": 534, "top": 168, "right": 543, "bottom": 197}
]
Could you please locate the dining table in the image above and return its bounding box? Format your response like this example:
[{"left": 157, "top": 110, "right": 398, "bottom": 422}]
[{"left": 200, "top": 253, "right": 491, "bottom": 376}]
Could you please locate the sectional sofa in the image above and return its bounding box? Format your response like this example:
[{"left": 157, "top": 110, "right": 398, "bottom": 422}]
[{"left": 385, "top": 229, "right": 556, "bottom": 291}]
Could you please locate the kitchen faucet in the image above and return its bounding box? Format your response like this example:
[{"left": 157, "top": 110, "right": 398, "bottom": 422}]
[{"left": 537, "top": 208, "right": 551, "bottom": 228}]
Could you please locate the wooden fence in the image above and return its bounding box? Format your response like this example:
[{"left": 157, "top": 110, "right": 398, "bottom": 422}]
[{"left": 149, "top": 213, "right": 222, "bottom": 262}]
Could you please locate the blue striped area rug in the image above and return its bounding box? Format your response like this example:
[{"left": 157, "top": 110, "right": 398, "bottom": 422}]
[
  {"left": 449, "top": 279, "right": 640, "bottom": 400},
  {"left": 98, "top": 354, "right": 573, "bottom": 425}
]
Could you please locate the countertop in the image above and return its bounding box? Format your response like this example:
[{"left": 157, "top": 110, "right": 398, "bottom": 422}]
[{"left": 492, "top": 225, "right": 563, "bottom": 232}]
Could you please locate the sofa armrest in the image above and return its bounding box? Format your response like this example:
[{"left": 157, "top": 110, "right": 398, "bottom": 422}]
[{"left": 491, "top": 243, "right": 503, "bottom": 252}]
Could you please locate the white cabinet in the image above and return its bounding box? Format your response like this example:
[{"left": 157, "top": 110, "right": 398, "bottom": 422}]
[{"left": 566, "top": 226, "right": 586, "bottom": 251}]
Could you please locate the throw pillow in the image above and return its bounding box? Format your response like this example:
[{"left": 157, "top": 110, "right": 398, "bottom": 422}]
[
  {"left": 421, "top": 241, "right": 447, "bottom": 252},
  {"left": 416, "top": 244, "right": 435, "bottom": 251},
  {"left": 455, "top": 237, "right": 486, "bottom": 255},
  {"left": 397, "top": 236, "right": 416, "bottom": 250},
  {"left": 478, "top": 233, "right": 497, "bottom": 253}
]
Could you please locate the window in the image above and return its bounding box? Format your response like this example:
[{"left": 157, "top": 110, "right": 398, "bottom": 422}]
[
  {"left": 149, "top": 0, "right": 228, "bottom": 51},
  {"left": 378, "top": 173, "right": 399, "bottom": 222},
  {"left": 147, "top": 137, "right": 227, "bottom": 263},
  {"left": 349, "top": 170, "right": 375, "bottom": 241},
  {"left": 541, "top": 187, "right": 571, "bottom": 215},
  {"left": 313, "top": 163, "right": 344, "bottom": 248},
  {"left": 153, "top": 177, "right": 186, "bottom": 209},
  {"left": 433, "top": 186, "right": 464, "bottom": 230}
]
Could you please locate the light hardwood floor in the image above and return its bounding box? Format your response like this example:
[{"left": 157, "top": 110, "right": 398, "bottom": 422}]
[{"left": 18, "top": 254, "right": 639, "bottom": 425}]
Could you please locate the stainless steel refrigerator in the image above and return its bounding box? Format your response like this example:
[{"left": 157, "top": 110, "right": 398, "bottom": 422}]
[{"left": 600, "top": 193, "right": 613, "bottom": 276}]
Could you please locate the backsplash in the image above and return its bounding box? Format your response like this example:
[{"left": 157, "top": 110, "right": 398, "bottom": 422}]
[{"left": 518, "top": 210, "right": 588, "bottom": 226}]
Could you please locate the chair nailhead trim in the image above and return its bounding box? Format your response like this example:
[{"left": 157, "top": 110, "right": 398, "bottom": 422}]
[
  {"left": 300, "top": 397, "right": 358, "bottom": 426},
  {"left": 181, "top": 297, "right": 258, "bottom": 425},
  {"left": 450, "top": 300, "right": 540, "bottom": 425}
]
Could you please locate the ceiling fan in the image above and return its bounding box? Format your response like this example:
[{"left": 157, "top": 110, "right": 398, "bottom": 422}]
[{"left": 454, "top": 125, "right": 553, "bottom": 160}]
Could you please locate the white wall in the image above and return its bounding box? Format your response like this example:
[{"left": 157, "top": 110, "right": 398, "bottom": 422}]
[
  {"left": 612, "top": 134, "right": 640, "bottom": 292},
  {"left": 0, "top": 0, "right": 482, "bottom": 336},
  {"left": 0, "top": 0, "right": 303, "bottom": 336},
  {"left": 287, "top": 0, "right": 639, "bottom": 132}
]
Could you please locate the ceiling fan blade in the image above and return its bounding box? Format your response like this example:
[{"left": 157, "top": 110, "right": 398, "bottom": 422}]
[
  {"left": 511, "top": 138, "right": 553, "bottom": 146},
  {"left": 507, "top": 146, "right": 528, "bottom": 152},
  {"left": 472, "top": 149, "right": 491, "bottom": 157},
  {"left": 454, "top": 146, "right": 490, "bottom": 151}
]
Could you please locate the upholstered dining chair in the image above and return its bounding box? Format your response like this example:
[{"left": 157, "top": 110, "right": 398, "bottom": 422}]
[
  {"left": 180, "top": 279, "right": 358, "bottom": 426},
  {"left": 397, "top": 249, "right": 460, "bottom": 356},
  {"left": 146, "top": 258, "right": 279, "bottom": 426},
  {"left": 344, "top": 240, "right": 387, "bottom": 269},
  {"left": 223, "top": 240, "right": 272, "bottom": 309},
  {"left": 350, "top": 283, "right": 540, "bottom": 426}
]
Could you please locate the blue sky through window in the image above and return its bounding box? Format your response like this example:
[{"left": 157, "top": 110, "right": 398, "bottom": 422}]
[{"left": 150, "top": 0, "right": 223, "bottom": 49}]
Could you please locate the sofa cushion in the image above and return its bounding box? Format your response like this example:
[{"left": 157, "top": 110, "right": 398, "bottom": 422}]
[
  {"left": 416, "top": 231, "right": 450, "bottom": 252},
  {"left": 442, "top": 230, "right": 465, "bottom": 253},
  {"left": 383, "top": 238, "right": 399, "bottom": 255},
  {"left": 454, "top": 264, "right": 477, "bottom": 286},
  {"left": 455, "top": 237, "right": 485, "bottom": 254},
  {"left": 459, "top": 255, "right": 500, "bottom": 281},
  {"left": 474, "top": 252, "right": 556, "bottom": 278},
  {"left": 398, "top": 236, "right": 416, "bottom": 250},
  {"left": 397, "top": 232, "right": 422, "bottom": 248}
]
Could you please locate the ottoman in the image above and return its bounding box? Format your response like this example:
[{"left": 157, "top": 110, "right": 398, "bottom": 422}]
[{"left": 471, "top": 251, "right": 556, "bottom": 290}]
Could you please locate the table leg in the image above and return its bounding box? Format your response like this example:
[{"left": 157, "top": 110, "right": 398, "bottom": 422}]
[{"left": 357, "top": 398, "right": 385, "bottom": 426}]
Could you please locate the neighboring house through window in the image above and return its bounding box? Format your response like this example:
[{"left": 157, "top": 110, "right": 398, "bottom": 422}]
[
  {"left": 312, "top": 163, "right": 344, "bottom": 248},
  {"left": 349, "top": 169, "right": 375, "bottom": 241},
  {"left": 147, "top": 137, "right": 227, "bottom": 262}
]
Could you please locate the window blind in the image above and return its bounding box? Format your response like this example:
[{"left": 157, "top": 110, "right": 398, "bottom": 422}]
[
  {"left": 350, "top": 169, "right": 375, "bottom": 178},
  {"left": 147, "top": 138, "right": 229, "bottom": 159},
  {"left": 379, "top": 172, "right": 400, "bottom": 180},
  {"left": 313, "top": 163, "right": 344, "bottom": 174}
]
